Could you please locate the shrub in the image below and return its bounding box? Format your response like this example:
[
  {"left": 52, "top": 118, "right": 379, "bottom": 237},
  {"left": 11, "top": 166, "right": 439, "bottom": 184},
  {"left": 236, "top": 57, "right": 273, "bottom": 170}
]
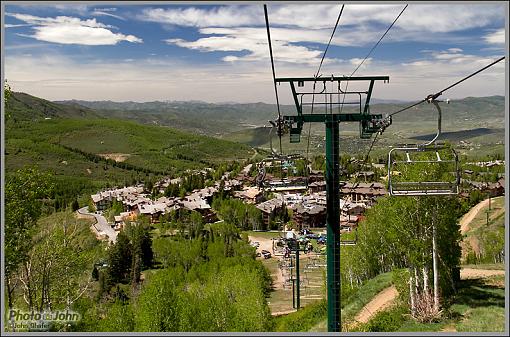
[{"left": 363, "top": 304, "right": 407, "bottom": 332}]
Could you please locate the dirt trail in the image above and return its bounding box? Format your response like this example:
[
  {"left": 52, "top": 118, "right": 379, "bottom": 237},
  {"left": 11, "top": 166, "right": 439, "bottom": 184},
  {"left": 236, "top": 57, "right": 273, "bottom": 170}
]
[
  {"left": 353, "top": 286, "right": 398, "bottom": 325},
  {"left": 460, "top": 268, "right": 505, "bottom": 279},
  {"left": 459, "top": 196, "right": 504, "bottom": 260},
  {"left": 248, "top": 235, "right": 285, "bottom": 288},
  {"left": 459, "top": 198, "right": 491, "bottom": 234},
  {"left": 351, "top": 267, "right": 504, "bottom": 328},
  {"left": 271, "top": 309, "right": 297, "bottom": 316}
]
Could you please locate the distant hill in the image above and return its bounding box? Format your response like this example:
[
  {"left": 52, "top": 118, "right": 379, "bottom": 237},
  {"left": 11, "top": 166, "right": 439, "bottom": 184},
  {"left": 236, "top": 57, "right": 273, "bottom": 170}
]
[
  {"left": 56, "top": 99, "right": 296, "bottom": 136},
  {"left": 9, "top": 92, "right": 101, "bottom": 121},
  {"left": 7, "top": 92, "right": 504, "bottom": 164},
  {"left": 5, "top": 93, "right": 255, "bottom": 198},
  {"left": 56, "top": 96, "right": 505, "bottom": 137}
]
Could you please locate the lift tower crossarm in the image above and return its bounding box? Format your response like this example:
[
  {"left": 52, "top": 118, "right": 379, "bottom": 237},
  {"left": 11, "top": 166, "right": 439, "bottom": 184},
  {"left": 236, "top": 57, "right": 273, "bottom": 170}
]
[
  {"left": 277, "top": 76, "right": 389, "bottom": 120},
  {"left": 275, "top": 75, "right": 389, "bottom": 82}
]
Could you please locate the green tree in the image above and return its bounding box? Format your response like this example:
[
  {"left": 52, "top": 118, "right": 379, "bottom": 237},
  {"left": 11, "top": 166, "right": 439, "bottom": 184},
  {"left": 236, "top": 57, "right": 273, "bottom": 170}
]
[
  {"left": 344, "top": 193, "right": 461, "bottom": 320},
  {"left": 106, "top": 231, "right": 133, "bottom": 288},
  {"left": 134, "top": 268, "right": 184, "bottom": 331},
  {"left": 4, "top": 167, "right": 53, "bottom": 310},
  {"left": 71, "top": 199, "right": 80, "bottom": 212},
  {"left": 4, "top": 79, "right": 13, "bottom": 120},
  {"left": 98, "top": 301, "right": 135, "bottom": 332}
]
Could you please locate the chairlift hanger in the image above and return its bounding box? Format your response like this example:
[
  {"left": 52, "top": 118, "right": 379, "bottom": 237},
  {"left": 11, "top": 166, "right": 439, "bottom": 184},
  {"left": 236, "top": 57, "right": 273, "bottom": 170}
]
[
  {"left": 255, "top": 119, "right": 310, "bottom": 190},
  {"left": 387, "top": 97, "right": 460, "bottom": 196}
]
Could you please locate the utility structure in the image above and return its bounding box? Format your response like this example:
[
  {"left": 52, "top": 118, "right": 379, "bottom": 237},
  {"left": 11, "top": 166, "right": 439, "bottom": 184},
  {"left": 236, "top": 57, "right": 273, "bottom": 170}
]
[
  {"left": 286, "top": 238, "right": 310, "bottom": 310},
  {"left": 275, "top": 75, "right": 391, "bottom": 331}
]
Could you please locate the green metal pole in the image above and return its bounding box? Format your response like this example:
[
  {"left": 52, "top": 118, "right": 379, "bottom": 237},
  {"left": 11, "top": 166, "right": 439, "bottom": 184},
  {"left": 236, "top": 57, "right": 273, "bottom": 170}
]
[
  {"left": 296, "top": 248, "right": 300, "bottom": 310},
  {"left": 291, "top": 256, "right": 295, "bottom": 309},
  {"left": 325, "top": 118, "right": 341, "bottom": 332}
]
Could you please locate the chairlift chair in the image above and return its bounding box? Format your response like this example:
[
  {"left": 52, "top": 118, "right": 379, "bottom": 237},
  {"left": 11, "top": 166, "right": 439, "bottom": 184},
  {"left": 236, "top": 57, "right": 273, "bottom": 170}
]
[
  {"left": 387, "top": 98, "right": 460, "bottom": 196},
  {"left": 340, "top": 225, "right": 358, "bottom": 246},
  {"left": 257, "top": 119, "right": 311, "bottom": 190}
]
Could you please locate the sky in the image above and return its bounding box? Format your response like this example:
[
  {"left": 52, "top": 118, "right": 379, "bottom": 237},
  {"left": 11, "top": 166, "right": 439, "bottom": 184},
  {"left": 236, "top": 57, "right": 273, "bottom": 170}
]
[{"left": 2, "top": 2, "right": 507, "bottom": 104}]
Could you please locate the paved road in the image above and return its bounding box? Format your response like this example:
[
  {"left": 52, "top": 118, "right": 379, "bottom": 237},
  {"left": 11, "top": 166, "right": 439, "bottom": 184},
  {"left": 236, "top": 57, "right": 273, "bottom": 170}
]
[{"left": 77, "top": 207, "right": 118, "bottom": 244}]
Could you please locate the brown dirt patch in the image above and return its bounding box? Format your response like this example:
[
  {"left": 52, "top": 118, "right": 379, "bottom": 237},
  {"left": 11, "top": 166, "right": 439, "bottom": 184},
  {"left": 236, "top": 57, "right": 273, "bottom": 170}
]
[
  {"left": 98, "top": 153, "right": 131, "bottom": 162},
  {"left": 460, "top": 268, "right": 505, "bottom": 280},
  {"left": 249, "top": 235, "right": 285, "bottom": 288},
  {"left": 354, "top": 285, "right": 398, "bottom": 325},
  {"left": 459, "top": 198, "right": 491, "bottom": 234}
]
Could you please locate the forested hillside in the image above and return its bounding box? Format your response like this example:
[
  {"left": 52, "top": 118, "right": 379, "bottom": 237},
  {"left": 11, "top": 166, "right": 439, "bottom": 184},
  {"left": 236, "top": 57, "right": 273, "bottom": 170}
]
[
  {"left": 57, "top": 96, "right": 504, "bottom": 137},
  {"left": 5, "top": 93, "right": 255, "bottom": 212}
]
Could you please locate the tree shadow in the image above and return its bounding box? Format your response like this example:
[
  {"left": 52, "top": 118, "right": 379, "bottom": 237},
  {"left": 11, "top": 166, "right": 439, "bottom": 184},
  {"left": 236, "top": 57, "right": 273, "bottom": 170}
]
[{"left": 451, "top": 278, "right": 505, "bottom": 310}]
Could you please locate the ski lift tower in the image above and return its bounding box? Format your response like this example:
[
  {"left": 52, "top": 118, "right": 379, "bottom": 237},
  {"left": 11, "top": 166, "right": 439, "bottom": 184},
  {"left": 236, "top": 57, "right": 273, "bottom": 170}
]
[{"left": 275, "top": 75, "right": 390, "bottom": 332}]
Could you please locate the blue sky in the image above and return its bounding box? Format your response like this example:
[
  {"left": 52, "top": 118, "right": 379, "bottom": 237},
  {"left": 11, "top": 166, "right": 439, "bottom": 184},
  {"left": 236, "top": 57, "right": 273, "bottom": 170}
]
[{"left": 3, "top": 2, "right": 507, "bottom": 103}]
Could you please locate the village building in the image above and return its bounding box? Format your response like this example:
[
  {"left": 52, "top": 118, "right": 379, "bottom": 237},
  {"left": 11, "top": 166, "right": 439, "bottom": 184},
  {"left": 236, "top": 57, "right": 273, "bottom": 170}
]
[
  {"left": 180, "top": 194, "right": 217, "bottom": 222},
  {"left": 340, "top": 214, "right": 361, "bottom": 232},
  {"left": 234, "top": 186, "right": 265, "bottom": 204},
  {"left": 91, "top": 193, "right": 110, "bottom": 211},
  {"left": 113, "top": 211, "right": 137, "bottom": 231},
  {"left": 137, "top": 203, "right": 167, "bottom": 223},
  {"left": 256, "top": 197, "right": 286, "bottom": 227},
  {"left": 309, "top": 180, "right": 326, "bottom": 193},
  {"left": 488, "top": 177, "right": 505, "bottom": 197},
  {"left": 340, "top": 182, "right": 387, "bottom": 204},
  {"left": 308, "top": 170, "right": 325, "bottom": 183},
  {"left": 291, "top": 204, "right": 326, "bottom": 229},
  {"left": 216, "top": 179, "right": 242, "bottom": 193}
]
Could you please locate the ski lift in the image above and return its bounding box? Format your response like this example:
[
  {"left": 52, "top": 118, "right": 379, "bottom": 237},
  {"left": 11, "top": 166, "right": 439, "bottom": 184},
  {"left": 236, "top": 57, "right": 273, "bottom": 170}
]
[
  {"left": 387, "top": 97, "right": 460, "bottom": 196},
  {"left": 340, "top": 235, "right": 357, "bottom": 246},
  {"left": 255, "top": 118, "right": 310, "bottom": 191}
]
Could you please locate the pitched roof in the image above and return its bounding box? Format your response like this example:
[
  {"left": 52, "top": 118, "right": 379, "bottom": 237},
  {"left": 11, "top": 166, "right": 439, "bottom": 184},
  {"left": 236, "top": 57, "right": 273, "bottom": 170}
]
[{"left": 256, "top": 198, "right": 284, "bottom": 213}]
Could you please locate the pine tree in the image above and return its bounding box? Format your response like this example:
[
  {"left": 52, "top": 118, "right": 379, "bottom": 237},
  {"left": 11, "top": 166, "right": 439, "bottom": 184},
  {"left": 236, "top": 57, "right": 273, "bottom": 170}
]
[
  {"left": 92, "top": 265, "right": 99, "bottom": 281},
  {"left": 107, "top": 231, "right": 133, "bottom": 286},
  {"left": 71, "top": 199, "right": 80, "bottom": 212}
]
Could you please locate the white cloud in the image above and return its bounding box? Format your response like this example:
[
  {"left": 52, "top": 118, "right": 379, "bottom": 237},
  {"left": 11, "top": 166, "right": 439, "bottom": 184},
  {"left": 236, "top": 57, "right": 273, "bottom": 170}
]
[
  {"left": 139, "top": 6, "right": 261, "bottom": 27},
  {"left": 165, "top": 27, "right": 325, "bottom": 64},
  {"left": 223, "top": 56, "right": 239, "bottom": 62},
  {"left": 349, "top": 57, "right": 372, "bottom": 66},
  {"left": 91, "top": 11, "right": 126, "bottom": 21},
  {"left": 52, "top": 4, "right": 89, "bottom": 16},
  {"left": 6, "top": 13, "right": 115, "bottom": 28},
  {"left": 484, "top": 28, "right": 505, "bottom": 44},
  {"left": 5, "top": 23, "right": 31, "bottom": 28},
  {"left": 6, "top": 13, "right": 142, "bottom": 45},
  {"left": 153, "top": 4, "right": 504, "bottom": 64},
  {"left": 4, "top": 51, "right": 505, "bottom": 103},
  {"left": 140, "top": 4, "right": 504, "bottom": 33},
  {"left": 25, "top": 25, "right": 142, "bottom": 45}
]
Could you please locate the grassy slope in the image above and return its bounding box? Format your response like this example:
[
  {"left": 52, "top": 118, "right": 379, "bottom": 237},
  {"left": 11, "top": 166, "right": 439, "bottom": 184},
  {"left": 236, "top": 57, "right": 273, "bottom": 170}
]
[
  {"left": 394, "top": 275, "right": 505, "bottom": 332},
  {"left": 461, "top": 196, "right": 505, "bottom": 262},
  {"left": 13, "top": 92, "right": 505, "bottom": 161},
  {"left": 223, "top": 96, "right": 505, "bottom": 159},
  {"left": 6, "top": 118, "right": 254, "bottom": 180},
  {"left": 5, "top": 94, "right": 255, "bottom": 202},
  {"left": 62, "top": 96, "right": 505, "bottom": 135},
  {"left": 343, "top": 273, "right": 505, "bottom": 332},
  {"left": 272, "top": 271, "right": 394, "bottom": 332},
  {"left": 57, "top": 96, "right": 504, "bottom": 160},
  {"left": 8, "top": 92, "right": 101, "bottom": 120}
]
